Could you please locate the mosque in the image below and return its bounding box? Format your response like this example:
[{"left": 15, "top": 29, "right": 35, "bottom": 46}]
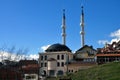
[{"left": 39, "top": 6, "right": 97, "bottom": 77}]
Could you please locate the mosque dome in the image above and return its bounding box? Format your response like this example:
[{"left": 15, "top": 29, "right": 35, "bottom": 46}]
[{"left": 45, "top": 43, "right": 71, "bottom": 52}]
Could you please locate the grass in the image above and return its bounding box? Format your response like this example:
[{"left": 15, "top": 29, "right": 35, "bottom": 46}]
[
  {"left": 68, "top": 62, "right": 120, "bottom": 80},
  {"left": 46, "top": 62, "right": 120, "bottom": 80}
]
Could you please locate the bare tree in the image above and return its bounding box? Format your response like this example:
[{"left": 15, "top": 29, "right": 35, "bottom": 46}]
[
  {"left": 15, "top": 48, "right": 29, "bottom": 61},
  {"left": 7, "top": 46, "right": 16, "bottom": 61},
  {"left": 0, "top": 44, "right": 29, "bottom": 62},
  {"left": 0, "top": 44, "right": 8, "bottom": 62}
]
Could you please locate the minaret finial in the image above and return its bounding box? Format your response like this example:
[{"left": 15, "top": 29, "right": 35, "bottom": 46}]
[
  {"left": 81, "top": 6, "right": 84, "bottom": 15},
  {"left": 61, "top": 9, "right": 66, "bottom": 45},
  {"left": 80, "top": 6, "right": 85, "bottom": 47}
]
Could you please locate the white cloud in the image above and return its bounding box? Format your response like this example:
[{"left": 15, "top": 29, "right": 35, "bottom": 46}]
[
  {"left": 98, "top": 29, "right": 120, "bottom": 46},
  {"left": 110, "top": 38, "right": 119, "bottom": 44},
  {"left": 109, "top": 29, "right": 120, "bottom": 44},
  {"left": 27, "top": 54, "right": 39, "bottom": 60},
  {"left": 98, "top": 40, "right": 109, "bottom": 45},
  {"left": 41, "top": 45, "right": 50, "bottom": 51},
  {"left": 109, "top": 29, "right": 120, "bottom": 43},
  {"left": 0, "top": 51, "right": 39, "bottom": 62},
  {"left": 0, "top": 51, "right": 16, "bottom": 61},
  {"left": 110, "top": 29, "right": 120, "bottom": 38}
]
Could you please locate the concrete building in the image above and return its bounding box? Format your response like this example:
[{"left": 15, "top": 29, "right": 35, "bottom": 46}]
[
  {"left": 39, "top": 43, "right": 73, "bottom": 77},
  {"left": 74, "top": 45, "right": 97, "bottom": 62}
]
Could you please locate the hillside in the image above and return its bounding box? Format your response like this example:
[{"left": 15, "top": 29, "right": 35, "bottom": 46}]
[{"left": 68, "top": 62, "right": 120, "bottom": 80}]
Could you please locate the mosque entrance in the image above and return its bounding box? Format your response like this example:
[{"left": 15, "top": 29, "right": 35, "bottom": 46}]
[{"left": 49, "top": 70, "right": 55, "bottom": 76}]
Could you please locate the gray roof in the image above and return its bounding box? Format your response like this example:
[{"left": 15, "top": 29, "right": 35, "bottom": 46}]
[
  {"left": 45, "top": 43, "right": 71, "bottom": 52},
  {"left": 76, "top": 45, "right": 96, "bottom": 52}
]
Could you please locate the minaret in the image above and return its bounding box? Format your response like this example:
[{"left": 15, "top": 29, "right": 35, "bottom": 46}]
[
  {"left": 80, "top": 6, "right": 85, "bottom": 47},
  {"left": 61, "top": 9, "right": 66, "bottom": 45}
]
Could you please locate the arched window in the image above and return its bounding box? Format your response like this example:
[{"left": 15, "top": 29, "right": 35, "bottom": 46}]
[
  {"left": 57, "top": 55, "right": 60, "bottom": 60},
  {"left": 41, "top": 56, "right": 43, "bottom": 60},
  {"left": 57, "top": 62, "right": 60, "bottom": 67},
  {"left": 45, "top": 55, "right": 47, "bottom": 60},
  {"left": 69, "top": 70, "right": 70, "bottom": 72},
  {"left": 41, "top": 63, "right": 43, "bottom": 67},
  {"left": 43, "top": 70, "right": 46, "bottom": 76},
  {"left": 71, "top": 70, "right": 73, "bottom": 72},
  {"left": 61, "top": 62, "right": 64, "bottom": 67},
  {"left": 45, "top": 62, "right": 47, "bottom": 67},
  {"left": 61, "top": 55, "right": 64, "bottom": 60}
]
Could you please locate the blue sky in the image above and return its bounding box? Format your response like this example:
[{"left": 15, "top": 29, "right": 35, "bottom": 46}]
[{"left": 0, "top": 0, "right": 120, "bottom": 55}]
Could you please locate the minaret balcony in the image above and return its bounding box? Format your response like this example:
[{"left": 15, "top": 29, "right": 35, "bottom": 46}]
[
  {"left": 80, "top": 31, "right": 85, "bottom": 35},
  {"left": 61, "top": 33, "right": 66, "bottom": 36}
]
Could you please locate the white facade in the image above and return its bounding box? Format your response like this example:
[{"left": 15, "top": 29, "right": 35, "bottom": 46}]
[{"left": 39, "top": 51, "right": 73, "bottom": 77}]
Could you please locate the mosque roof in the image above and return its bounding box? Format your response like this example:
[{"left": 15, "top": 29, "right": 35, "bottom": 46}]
[{"left": 45, "top": 43, "right": 71, "bottom": 52}]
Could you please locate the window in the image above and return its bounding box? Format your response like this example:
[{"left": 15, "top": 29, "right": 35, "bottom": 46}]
[
  {"left": 68, "top": 70, "right": 73, "bottom": 73},
  {"left": 25, "top": 75, "right": 36, "bottom": 79},
  {"left": 69, "top": 70, "right": 70, "bottom": 72},
  {"left": 41, "top": 63, "right": 43, "bottom": 67},
  {"left": 61, "top": 62, "right": 64, "bottom": 67},
  {"left": 45, "top": 55, "right": 47, "bottom": 60},
  {"left": 57, "top": 62, "right": 60, "bottom": 67},
  {"left": 43, "top": 70, "right": 46, "bottom": 76},
  {"left": 49, "top": 70, "right": 55, "bottom": 76},
  {"left": 71, "top": 70, "right": 73, "bottom": 72},
  {"left": 31, "top": 75, "right": 36, "bottom": 79},
  {"left": 45, "top": 63, "right": 47, "bottom": 67},
  {"left": 41, "top": 56, "right": 43, "bottom": 60},
  {"left": 26, "top": 76, "right": 31, "bottom": 79},
  {"left": 61, "top": 55, "right": 64, "bottom": 60},
  {"left": 57, "top": 55, "right": 60, "bottom": 60},
  {"left": 57, "top": 70, "right": 63, "bottom": 75}
]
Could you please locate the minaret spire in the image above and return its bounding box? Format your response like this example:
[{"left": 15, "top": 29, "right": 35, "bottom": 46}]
[
  {"left": 61, "top": 9, "right": 66, "bottom": 45},
  {"left": 80, "top": 6, "right": 85, "bottom": 47}
]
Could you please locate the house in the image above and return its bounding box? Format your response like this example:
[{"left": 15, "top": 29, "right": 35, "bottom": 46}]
[
  {"left": 22, "top": 64, "right": 39, "bottom": 80},
  {"left": 18, "top": 60, "right": 39, "bottom": 80},
  {"left": 0, "top": 59, "right": 40, "bottom": 80},
  {"left": 96, "top": 41, "right": 120, "bottom": 64},
  {"left": 64, "top": 45, "right": 97, "bottom": 73},
  {"left": 74, "top": 45, "right": 97, "bottom": 62},
  {"left": 0, "top": 62, "right": 22, "bottom": 80}
]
